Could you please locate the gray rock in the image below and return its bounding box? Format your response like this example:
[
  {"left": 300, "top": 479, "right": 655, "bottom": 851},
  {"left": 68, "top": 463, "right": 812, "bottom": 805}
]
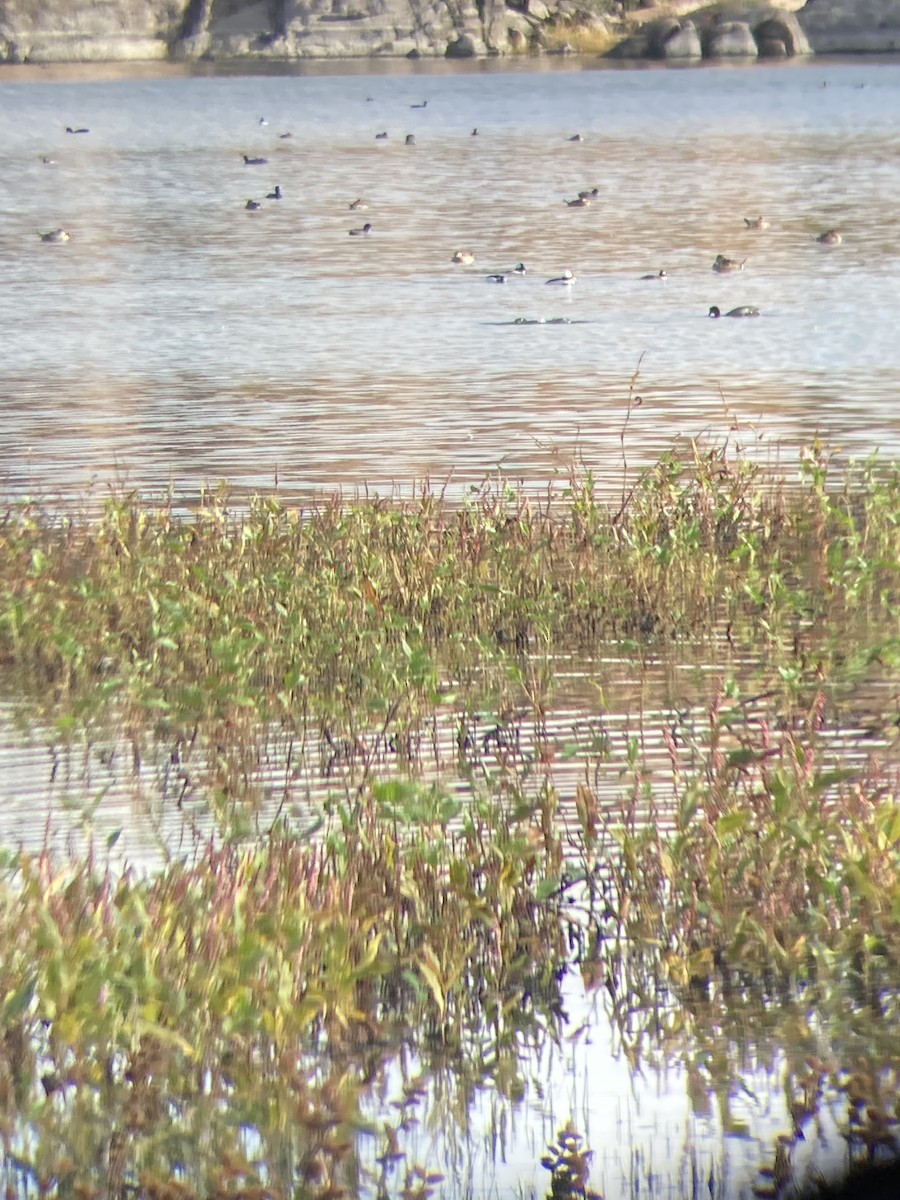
[
  {"left": 754, "top": 9, "right": 811, "bottom": 55},
  {"left": 445, "top": 31, "right": 482, "bottom": 55},
  {"left": 661, "top": 18, "right": 701, "bottom": 56},
  {"left": 797, "top": 0, "right": 900, "bottom": 53},
  {"left": 704, "top": 18, "right": 758, "bottom": 55},
  {"left": 645, "top": 15, "right": 680, "bottom": 52}
]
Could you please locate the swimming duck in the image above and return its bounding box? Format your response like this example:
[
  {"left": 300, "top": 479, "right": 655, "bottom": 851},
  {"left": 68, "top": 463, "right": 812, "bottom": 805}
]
[
  {"left": 546, "top": 269, "right": 576, "bottom": 286},
  {"left": 452, "top": 250, "right": 476, "bottom": 265},
  {"left": 375, "top": 131, "right": 388, "bottom": 140},
  {"left": 513, "top": 316, "right": 575, "bottom": 325},
  {"left": 349, "top": 198, "right": 368, "bottom": 210},
  {"left": 565, "top": 197, "right": 590, "bottom": 208},
  {"left": 641, "top": 270, "right": 667, "bottom": 280},
  {"left": 266, "top": 186, "right": 283, "bottom": 200},
  {"left": 349, "top": 223, "right": 373, "bottom": 236},
  {"left": 744, "top": 216, "right": 770, "bottom": 229},
  {"left": 258, "top": 116, "right": 268, "bottom": 126},
  {"left": 40, "top": 156, "right": 55, "bottom": 165},
  {"left": 578, "top": 187, "right": 600, "bottom": 199},
  {"left": 471, "top": 128, "right": 478, "bottom": 136},
  {"left": 38, "top": 228, "right": 69, "bottom": 243},
  {"left": 405, "top": 134, "right": 416, "bottom": 146},
  {"left": 486, "top": 274, "right": 507, "bottom": 283},
  {"left": 567, "top": 134, "right": 583, "bottom": 142},
  {"left": 243, "top": 154, "right": 268, "bottom": 165},
  {"left": 815, "top": 228, "right": 842, "bottom": 244},
  {"left": 411, "top": 100, "right": 428, "bottom": 109},
  {"left": 713, "top": 254, "right": 746, "bottom": 273},
  {"left": 513, "top": 262, "right": 526, "bottom": 274},
  {"left": 708, "top": 305, "right": 760, "bottom": 318},
  {"left": 279, "top": 132, "right": 293, "bottom": 139},
  {"left": 245, "top": 199, "right": 261, "bottom": 211},
  {"left": 65, "top": 126, "right": 89, "bottom": 134}
]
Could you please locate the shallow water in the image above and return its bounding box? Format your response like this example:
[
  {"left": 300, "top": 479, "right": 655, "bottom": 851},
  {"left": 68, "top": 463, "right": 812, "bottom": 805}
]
[{"left": 1, "top": 57, "right": 900, "bottom": 504}]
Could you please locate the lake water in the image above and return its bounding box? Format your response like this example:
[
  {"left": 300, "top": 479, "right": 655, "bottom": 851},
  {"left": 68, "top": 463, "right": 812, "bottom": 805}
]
[
  {"left": 1, "top": 57, "right": 900, "bottom": 505},
  {"left": 1, "top": 55, "right": 900, "bottom": 1200}
]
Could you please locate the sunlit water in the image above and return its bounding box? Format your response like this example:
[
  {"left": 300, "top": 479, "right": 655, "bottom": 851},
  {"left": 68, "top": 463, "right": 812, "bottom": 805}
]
[
  {"left": 1, "top": 58, "right": 900, "bottom": 504},
  {"left": 2, "top": 56, "right": 900, "bottom": 1200}
]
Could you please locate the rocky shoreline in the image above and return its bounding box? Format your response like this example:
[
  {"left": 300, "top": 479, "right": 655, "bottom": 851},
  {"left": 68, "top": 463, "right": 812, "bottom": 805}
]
[{"left": 0, "top": 0, "right": 898, "bottom": 65}]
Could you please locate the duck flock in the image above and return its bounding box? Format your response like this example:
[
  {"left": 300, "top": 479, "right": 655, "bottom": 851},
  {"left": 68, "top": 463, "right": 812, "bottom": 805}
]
[{"left": 36, "top": 103, "right": 845, "bottom": 328}]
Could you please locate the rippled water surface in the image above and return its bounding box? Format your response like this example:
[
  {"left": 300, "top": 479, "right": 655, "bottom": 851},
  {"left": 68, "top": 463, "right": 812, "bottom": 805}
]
[{"left": 1, "top": 57, "right": 900, "bottom": 503}]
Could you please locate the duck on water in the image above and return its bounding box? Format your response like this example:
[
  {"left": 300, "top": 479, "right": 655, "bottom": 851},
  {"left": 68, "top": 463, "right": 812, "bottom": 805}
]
[
  {"left": 708, "top": 305, "right": 760, "bottom": 318},
  {"left": 546, "top": 270, "right": 576, "bottom": 286}
]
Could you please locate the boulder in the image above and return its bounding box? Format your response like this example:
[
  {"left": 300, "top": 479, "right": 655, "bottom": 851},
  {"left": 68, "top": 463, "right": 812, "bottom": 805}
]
[
  {"left": 445, "top": 31, "right": 482, "bottom": 54},
  {"left": 645, "top": 15, "right": 680, "bottom": 52},
  {"left": 661, "top": 18, "right": 701, "bottom": 55},
  {"left": 644, "top": 15, "right": 701, "bottom": 56},
  {"left": 797, "top": 0, "right": 900, "bottom": 53},
  {"left": 754, "top": 9, "right": 811, "bottom": 54},
  {"left": 704, "top": 18, "right": 758, "bottom": 54}
]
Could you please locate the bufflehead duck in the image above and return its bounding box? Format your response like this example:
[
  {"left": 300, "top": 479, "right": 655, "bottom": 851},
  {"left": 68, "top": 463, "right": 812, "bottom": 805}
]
[
  {"left": 486, "top": 274, "right": 507, "bottom": 283},
  {"left": 349, "top": 198, "right": 368, "bottom": 210},
  {"left": 565, "top": 197, "right": 590, "bottom": 208},
  {"left": 243, "top": 154, "right": 268, "bottom": 166},
  {"left": 546, "top": 269, "right": 576, "bottom": 286},
  {"left": 245, "top": 199, "right": 261, "bottom": 211},
  {"left": 266, "top": 186, "right": 283, "bottom": 200},
  {"left": 744, "top": 216, "right": 770, "bottom": 229},
  {"left": 640, "top": 270, "right": 667, "bottom": 280},
  {"left": 513, "top": 262, "right": 526, "bottom": 274},
  {"left": 39, "top": 228, "right": 69, "bottom": 243},
  {"left": 708, "top": 305, "right": 760, "bottom": 318},
  {"left": 815, "top": 229, "right": 842, "bottom": 244},
  {"left": 452, "top": 250, "right": 476, "bottom": 265},
  {"left": 349, "top": 223, "right": 373, "bottom": 235}
]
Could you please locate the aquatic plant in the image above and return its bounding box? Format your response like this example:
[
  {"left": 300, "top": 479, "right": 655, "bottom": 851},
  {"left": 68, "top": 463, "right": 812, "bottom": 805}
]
[{"left": 2, "top": 443, "right": 900, "bottom": 1194}]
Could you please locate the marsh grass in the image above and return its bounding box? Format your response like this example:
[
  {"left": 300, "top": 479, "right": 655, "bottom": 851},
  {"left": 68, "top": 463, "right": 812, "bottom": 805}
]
[
  {"left": 2, "top": 442, "right": 900, "bottom": 1194},
  {"left": 3, "top": 442, "right": 898, "bottom": 731}
]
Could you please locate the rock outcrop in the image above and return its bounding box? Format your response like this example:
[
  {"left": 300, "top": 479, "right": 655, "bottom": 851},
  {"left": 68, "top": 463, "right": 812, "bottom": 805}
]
[
  {"left": 0, "top": 0, "right": 186, "bottom": 61},
  {"left": 704, "top": 18, "right": 758, "bottom": 54},
  {"left": 612, "top": 5, "right": 810, "bottom": 58},
  {"left": 0, "top": 0, "right": 888, "bottom": 61},
  {"left": 797, "top": 0, "right": 900, "bottom": 52},
  {"left": 0, "top": 0, "right": 614, "bottom": 59}
]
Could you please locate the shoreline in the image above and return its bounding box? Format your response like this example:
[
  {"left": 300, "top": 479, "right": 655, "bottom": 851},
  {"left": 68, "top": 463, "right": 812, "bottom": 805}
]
[
  {"left": 1, "top": 0, "right": 899, "bottom": 69},
  {"left": 0, "top": 48, "right": 898, "bottom": 81}
]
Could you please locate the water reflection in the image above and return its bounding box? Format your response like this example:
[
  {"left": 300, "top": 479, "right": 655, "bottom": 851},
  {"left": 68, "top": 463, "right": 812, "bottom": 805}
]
[{"left": 1, "top": 60, "right": 900, "bottom": 503}]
